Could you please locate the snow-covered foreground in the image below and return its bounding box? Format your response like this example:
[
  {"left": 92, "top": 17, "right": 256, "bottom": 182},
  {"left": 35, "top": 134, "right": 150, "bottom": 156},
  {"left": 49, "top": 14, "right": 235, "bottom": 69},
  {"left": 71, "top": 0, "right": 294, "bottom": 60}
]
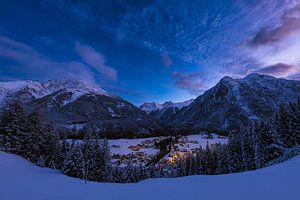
[{"left": 1, "top": 152, "right": 300, "bottom": 200}]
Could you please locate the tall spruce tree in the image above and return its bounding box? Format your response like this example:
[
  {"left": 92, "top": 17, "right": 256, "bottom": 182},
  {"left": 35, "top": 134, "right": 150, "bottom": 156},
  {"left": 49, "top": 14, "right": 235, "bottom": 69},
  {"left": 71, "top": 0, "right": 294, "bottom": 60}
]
[
  {"left": 81, "top": 132, "right": 113, "bottom": 182},
  {"left": 215, "top": 143, "right": 229, "bottom": 174},
  {"left": 82, "top": 132, "right": 99, "bottom": 181},
  {"left": 276, "top": 105, "right": 297, "bottom": 147},
  {"left": 63, "top": 141, "right": 85, "bottom": 179},
  {"left": 122, "top": 161, "right": 138, "bottom": 183},
  {"left": 99, "top": 137, "right": 112, "bottom": 182},
  {"left": 242, "top": 125, "right": 256, "bottom": 170},
  {"left": 287, "top": 99, "right": 300, "bottom": 145},
  {"left": 203, "top": 143, "right": 217, "bottom": 175},
  {"left": 57, "top": 132, "right": 70, "bottom": 169},
  {"left": 0, "top": 101, "right": 26, "bottom": 153},
  {"left": 227, "top": 131, "right": 243, "bottom": 173}
]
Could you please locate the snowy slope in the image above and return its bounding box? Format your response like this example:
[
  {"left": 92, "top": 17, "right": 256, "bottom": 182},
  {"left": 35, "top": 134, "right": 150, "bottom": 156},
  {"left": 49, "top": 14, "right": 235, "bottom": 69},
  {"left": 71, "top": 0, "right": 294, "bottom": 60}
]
[{"left": 1, "top": 151, "right": 300, "bottom": 200}]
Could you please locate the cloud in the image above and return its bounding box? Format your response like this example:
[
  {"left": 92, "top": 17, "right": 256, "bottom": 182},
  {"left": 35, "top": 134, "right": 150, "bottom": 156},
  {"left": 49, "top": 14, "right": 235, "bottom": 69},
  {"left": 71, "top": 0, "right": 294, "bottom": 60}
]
[
  {"left": 248, "top": 63, "right": 297, "bottom": 77},
  {"left": 246, "top": 4, "right": 300, "bottom": 79},
  {"left": 0, "top": 35, "right": 96, "bottom": 84},
  {"left": 75, "top": 42, "right": 118, "bottom": 81},
  {"left": 161, "top": 51, "right": 173, "bottom": 67},
  {"left": 249, "top": 5, "right": 300, "bottom": 46},
  {"left": 171, "top": 72, "right": 205, "bottom": 95}
]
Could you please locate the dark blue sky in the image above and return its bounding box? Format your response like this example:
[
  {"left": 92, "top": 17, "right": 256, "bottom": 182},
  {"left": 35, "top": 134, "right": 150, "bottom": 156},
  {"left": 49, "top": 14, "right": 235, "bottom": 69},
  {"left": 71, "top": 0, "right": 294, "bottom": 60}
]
[{"left": 0, "top": 1, "right": 299, "bottom": 105}]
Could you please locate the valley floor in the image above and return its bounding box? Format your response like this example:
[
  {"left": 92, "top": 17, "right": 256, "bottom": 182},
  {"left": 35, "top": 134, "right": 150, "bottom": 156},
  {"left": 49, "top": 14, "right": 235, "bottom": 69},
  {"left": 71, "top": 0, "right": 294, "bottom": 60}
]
[
  {"left": 1, "top": 151, "right": 300, "bottom": 200},
  {"left": 69, "top": 133, "right": 228, "bottom": 167}
]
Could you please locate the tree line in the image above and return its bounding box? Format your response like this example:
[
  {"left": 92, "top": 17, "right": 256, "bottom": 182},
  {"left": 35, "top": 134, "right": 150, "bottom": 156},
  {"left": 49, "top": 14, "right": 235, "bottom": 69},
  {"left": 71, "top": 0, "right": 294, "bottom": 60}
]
[
  {"left": 164, "top": 98, "right": 300, "bottom": 177},
  {"left": 0, "top": 98, "right": 299, "bottom": 183}
]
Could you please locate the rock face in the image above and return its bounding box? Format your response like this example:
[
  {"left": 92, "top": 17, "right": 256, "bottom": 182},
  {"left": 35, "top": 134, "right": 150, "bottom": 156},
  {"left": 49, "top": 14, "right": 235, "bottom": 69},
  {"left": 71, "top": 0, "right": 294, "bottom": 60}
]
[
  {"left": 140, "top": 99, "right": 194, "bottom": 122},
  {"left": 167, "top": 73, "right": 300, "bottom": 134},
  {"left": 0, "top": 80, "right": 166, "bottom": 138}
]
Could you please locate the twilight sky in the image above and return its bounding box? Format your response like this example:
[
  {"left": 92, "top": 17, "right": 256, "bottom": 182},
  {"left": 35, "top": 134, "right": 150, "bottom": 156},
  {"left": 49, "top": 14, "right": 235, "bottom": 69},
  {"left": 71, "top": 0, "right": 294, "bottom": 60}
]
[{"left": 0, "top": 0, "right": 300, "bottom": 105}]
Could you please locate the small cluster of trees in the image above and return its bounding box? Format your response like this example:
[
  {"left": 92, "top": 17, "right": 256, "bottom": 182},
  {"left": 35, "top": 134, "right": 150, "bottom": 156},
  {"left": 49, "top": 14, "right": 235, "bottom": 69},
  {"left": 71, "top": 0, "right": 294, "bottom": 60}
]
[
  {"left": 62, "top": 133, "right": 113, "bottom": 182},
  {"left": 0, "top": 98, "right": 299, "bottom": 183},
  {"left": 0, "top": 102, "right": 63, "bottom": 168},
  {"left": 0, "top": 101, "right": 112, "bottom": 182},
  {"left": 166, "top": 123, "right": 280, "bottom": 178}
]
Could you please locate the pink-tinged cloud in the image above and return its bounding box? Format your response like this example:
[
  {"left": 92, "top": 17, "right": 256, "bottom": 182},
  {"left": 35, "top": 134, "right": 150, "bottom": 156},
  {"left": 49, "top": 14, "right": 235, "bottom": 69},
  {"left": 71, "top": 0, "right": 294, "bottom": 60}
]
[
  {"left": 249, "top": 63, "right": 297, "bottom": 77},
  {"left": 75, "top": 42, "right": 117, "bottom": 81},
  {"left": 0, "top": 35, "right": 96, "bottom": 84},
  {"left": 249, "top": 5, "right": 300, "bottom": 46},
  {"left": 171, "top": 71, "right": 204, "bottom": 95},
  {"left": 161, "top": 51, "right": 173, "bottom": 67}
]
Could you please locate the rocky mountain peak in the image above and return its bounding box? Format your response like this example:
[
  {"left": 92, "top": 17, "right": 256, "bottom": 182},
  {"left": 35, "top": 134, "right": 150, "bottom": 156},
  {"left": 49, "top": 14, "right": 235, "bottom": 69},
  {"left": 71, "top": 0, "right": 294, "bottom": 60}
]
[{"left": 167, "top": 74, "right": 300, "bottom": 134}]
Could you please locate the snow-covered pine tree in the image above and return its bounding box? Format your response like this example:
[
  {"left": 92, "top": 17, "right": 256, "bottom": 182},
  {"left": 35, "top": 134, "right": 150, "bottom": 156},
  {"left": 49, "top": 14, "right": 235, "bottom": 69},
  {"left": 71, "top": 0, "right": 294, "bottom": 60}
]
[
  {"left": 176, "top": 157, "right": 187, "bottom": 177},
  {"left": 189, "top": 154, "right": 197, "bottom": 175},
  {"left": 135, "top": 165, "right": 148, "bottom": 181},
  {"left": 227, "top": 131, "right": 243, "bottom": 173},
  {"left": 22, "top": 112, "right": 60, "bottom": 167},
  {"left": 242, "top": 125, "right": 256, "bottom": 171},
  {"left": 21, "top": 111, "right": 47, "bottom": 163},
  {"left": 0, "top": 101, "right": 26, "bottom": 153},
  {"left": 57, "top": 132, "right": 70, "bottom": 169},
  {"left": 185, "top": 154, "right": 194, "bottom": 176},
  {"left": 294, "top": 98, "right": 300, "bottom": 144},
  {"left": 287, "top": 99, "right": 300, "bottom": 145},
  {"left": 215, "top": 143, "right": 229, "bottom": 174},
  {"left": 122, "top": 161, "right": 138, "bottom": 183},
  {"left": 82, "top": 132, "right": 99, "bottom": 182},
  {"left": 196, "top": 146, "right": 205, "bottom": 174},
  {"left": 276, "top": 105, "right": 297, "bottom": 148},
  {"left": 266, "top": 117, "right": 283, "bottom": 161},
  {"left": 253, "top": 122, "right": 275, "bottom": 168},
  {"left": 167, "top": 163, "right": 177, "bottom": 178},
  {"left": 100, "top": 137, "right": 113, "bottom": 182},
  {"left": 112, "top": 167, "right": 123, "bottom": 183},
  {"left": 203, "top": 143, "right": 217, "bottom": 175},
  {"left": 46, "top": 127, "right": 63, "bottom": 169},
  {"left": 191, "top": 150, "right": 200, "bottom": 175},
  {"left": 81, "top": 131, "right": 113, "bottom": 182},
  {"left": 63, "top": 141, "right": 85, "bottom": 179},
  {"left": 146, "top": 165, "right": 158, "bottom": 179}
]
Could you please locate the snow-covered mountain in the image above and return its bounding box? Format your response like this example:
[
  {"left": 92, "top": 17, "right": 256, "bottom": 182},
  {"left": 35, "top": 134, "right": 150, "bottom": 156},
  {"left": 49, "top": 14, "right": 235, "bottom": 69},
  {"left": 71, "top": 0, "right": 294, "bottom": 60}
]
[
  {"left": 0, "top": 79, "right": 166, "bottom": 138},
  {"left": 140, "top": 99, "right": 194, "bottom": 122},
  {"left": 2, "top": 73, "right": 300, "bottom": 137},
  {"left": 0, "top": 80, "right": 110, "bottom": 106},
  {"left": 140, "top": 99, "right": 194, "bottom": 114},
  {"left": 167, "top": 73, "right": 300, "bottom": 134},
  {"left": 139, "top": 102, "right": 163, "bottom": 114}
]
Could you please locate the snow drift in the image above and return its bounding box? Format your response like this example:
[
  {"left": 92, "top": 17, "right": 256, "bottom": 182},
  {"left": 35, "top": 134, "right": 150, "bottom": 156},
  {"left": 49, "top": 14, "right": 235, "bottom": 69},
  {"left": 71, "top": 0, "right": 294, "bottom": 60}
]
[{"left": 1, "top": 151, "right": 299, "bottom": 200}]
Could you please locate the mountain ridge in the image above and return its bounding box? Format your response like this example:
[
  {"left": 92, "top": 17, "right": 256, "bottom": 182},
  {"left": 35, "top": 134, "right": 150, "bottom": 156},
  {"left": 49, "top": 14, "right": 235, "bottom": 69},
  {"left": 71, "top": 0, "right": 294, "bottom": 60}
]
[
  {"left": 139, "top": 99, "right": 194, "bottom": 122},
  {"left": 140, "top": 99, "right": 194, "bottom": 113},
  {"left": 0, "top": 79, "right": 167, "bottom": 138},
  {"left": 1, "top": 73, "right": 300, "bottom": 137},
  {"left": 167, "top": 73, "right": 300, "bottom": 134}
]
